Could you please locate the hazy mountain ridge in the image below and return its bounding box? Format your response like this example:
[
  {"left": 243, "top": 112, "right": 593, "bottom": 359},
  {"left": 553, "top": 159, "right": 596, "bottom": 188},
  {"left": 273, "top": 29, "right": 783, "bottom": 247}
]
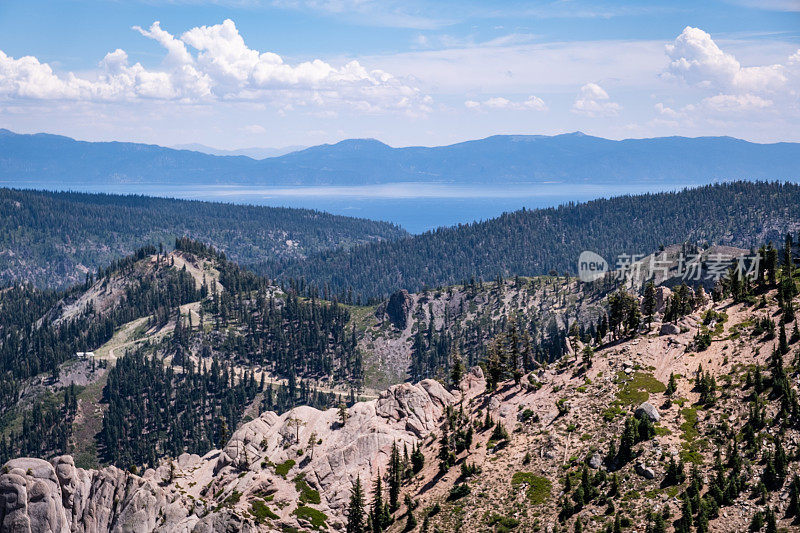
[
  {"left": 2, "top": 128, "right": 800, "bottom": 186},
  {"left": 171, "top": 143, "right": 307, "bottom": 159}
]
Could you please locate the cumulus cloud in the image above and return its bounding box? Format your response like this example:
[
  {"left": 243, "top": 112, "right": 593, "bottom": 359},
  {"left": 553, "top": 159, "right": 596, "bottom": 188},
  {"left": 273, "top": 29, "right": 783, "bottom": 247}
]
[
  {"left": 657, "top": 26, "right": 800, "bottom": 127},
  {"left": 464, "top": 95, "right": 547, "bottom": 111},
  {"left": 571, "top": 83, "right": 621, "bottom": 117},
  {"left": 0, "top": 19, "right": 427, "bottom": 113},
  {"left": 665, "top": 26, "right": 786, "bottom": 93}
]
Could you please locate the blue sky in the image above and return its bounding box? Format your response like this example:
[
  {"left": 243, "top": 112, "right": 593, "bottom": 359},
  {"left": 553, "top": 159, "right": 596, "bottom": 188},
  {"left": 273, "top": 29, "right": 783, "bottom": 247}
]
[{"left": 0, "top": 0, "right": 798, "bottom": 149}]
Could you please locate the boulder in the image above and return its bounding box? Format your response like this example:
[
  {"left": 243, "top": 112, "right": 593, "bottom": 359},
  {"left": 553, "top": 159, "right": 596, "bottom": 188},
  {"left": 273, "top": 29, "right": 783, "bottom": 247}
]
[
  {"left": 635, "top": 463, "right": 656, "bottom": 480},
  {"left": 635, "top": 402, "right": 661, "bottom": 423},
  {"left": 588, "top": 454, "right": 603, "bottom": 470},
  {"left": 659, "top": 323, "right": 680, "bottom": 336}
]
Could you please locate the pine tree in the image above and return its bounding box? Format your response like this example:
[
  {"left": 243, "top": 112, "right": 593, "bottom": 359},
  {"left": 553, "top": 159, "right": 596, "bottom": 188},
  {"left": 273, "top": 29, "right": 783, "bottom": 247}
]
[
  {"left": 765, "top": 506, "right": 777, "bottom": 533},
  {"left": 750, "top": 510, "right": 764, "bottom": 532},
  {"left": 779, "top": 322, "right": 789, "bottom": 354},
  {"left": 643, "top": 281, "right": 656, "bottom": 326},
  {"left": 404, "top": 510, "right": 417, "bottom": 532},
  {"left": 582, "top": 345, "right": 594, "bottom": 368},
  {"left": 371, "top": 473, "right": 388, "bottom": 533},
  {"left": 347, "top": 477, "right": 367, "bottom": 533},
  {"left": 411, "top": 443, "right": 425, "bottom": 474},
  {"left": 665, "top": 372, "right": 677, "bottom": 396},
  {"left": 388, "top": 442, "right": 401, "bottom": 513},
  {"left": 653, "top": 511, "right": 667, "bottom": 533},
  {"left": 438, "top": 425, "right": 453, "bottom": 474},
  {"left": 450, "top": 348, "right": 464, "bottom": 389}
]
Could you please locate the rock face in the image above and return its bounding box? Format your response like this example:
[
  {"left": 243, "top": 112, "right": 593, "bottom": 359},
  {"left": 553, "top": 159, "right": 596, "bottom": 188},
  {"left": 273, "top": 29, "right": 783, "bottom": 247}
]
[
  {"left": 0, "top": 455, "right": 195, "bottom": 533},
  {"left": 2, "top": 376, "right": 478, "bottom": 533},
  {"left": 212, "top": 378, "right": 459, "bottom": 517},
  {"left": 654, "top": 286, "right": 672, "bottom": 315},
  {"left": 382, "top": 290, "right": 413, "bottom": 330},
  {"left": 635, "top": 402, "right": 661, "bottom": 423}
]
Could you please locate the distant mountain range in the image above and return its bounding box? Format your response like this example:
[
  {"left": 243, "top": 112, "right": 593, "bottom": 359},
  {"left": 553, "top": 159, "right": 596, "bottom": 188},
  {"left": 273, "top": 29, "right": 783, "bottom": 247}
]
[
  {"left": 171, "top": 143, "right": 306, "bottom": 159},
  {"left": 1, "top": 129, "right": 799, "bottom": 186}
]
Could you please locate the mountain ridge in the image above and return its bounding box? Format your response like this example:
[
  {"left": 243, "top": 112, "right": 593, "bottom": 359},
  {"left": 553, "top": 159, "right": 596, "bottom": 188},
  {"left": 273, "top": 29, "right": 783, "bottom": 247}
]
[{"left": 2, "top": 128, "right": 799, "bottom": 186}]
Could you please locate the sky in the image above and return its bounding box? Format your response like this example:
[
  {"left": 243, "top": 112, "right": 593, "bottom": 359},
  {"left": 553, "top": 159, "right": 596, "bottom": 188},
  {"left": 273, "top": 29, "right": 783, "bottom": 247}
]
[{"left": 0, "top": 0, "right": 798, "bottom": 149}]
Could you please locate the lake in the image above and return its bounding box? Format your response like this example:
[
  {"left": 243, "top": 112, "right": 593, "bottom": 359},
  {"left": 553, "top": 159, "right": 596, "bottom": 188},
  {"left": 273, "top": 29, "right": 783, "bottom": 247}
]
[{"left": 12, "top": 181, "right": 695, "bottom": 234}]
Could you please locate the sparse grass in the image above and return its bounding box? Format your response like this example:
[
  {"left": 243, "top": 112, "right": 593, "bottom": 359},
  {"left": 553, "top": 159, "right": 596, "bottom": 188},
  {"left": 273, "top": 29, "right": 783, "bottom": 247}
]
[
  {"left": 293, "top": 505, "right": 328, "bottom": 530},
  {"left": 602, "top": 401, "right": 625, "bottom": 421},
  {"left": 216, "top": 490, "right": 241, "bottom": 511},
  {"left": 274, "top": 459, "right": 295, "bottom": 478},
  {"left": 486, "top": 512, "right": 520, "bottom": 532},
  {"left": 250, "top": 499, "right": 279, "bottom": 523},
  {"left": 294, "top": 475, "right": 321, "bottom": 505},
  {"left": 679, "top": 407, "right": 704, "bottom": 464},
  {"left": 654, "top": 426, "right": 672, "bottom": 436},
  {"left": 615, "top": 371, "right": 666, "bottom": 405},
  {"left": 511, "top": 472, "right": 552, "bottom": 505}
]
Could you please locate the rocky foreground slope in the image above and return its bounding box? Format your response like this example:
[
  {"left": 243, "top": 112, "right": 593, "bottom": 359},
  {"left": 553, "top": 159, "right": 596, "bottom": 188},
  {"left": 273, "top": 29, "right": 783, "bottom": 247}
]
[
  {"left": 4, "top": 281, "right": 800, "bottom": 533},
  {"left": 0, "top": 374, "right": 479, "bottom": 532}
]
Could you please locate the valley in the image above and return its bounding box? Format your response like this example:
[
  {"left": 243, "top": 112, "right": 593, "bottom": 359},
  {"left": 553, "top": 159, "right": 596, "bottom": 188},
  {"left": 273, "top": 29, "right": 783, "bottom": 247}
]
[
  {"left": 0, "top": 184, "right": 797, "bottom": 533},
  {"left": 3, "top": 245, "right": 799, "bottom": 532}
]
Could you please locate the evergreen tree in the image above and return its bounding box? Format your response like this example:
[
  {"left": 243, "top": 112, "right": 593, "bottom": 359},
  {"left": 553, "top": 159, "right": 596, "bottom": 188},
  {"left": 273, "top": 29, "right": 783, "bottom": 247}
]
[
  {"left": 643, "top": 281, "right": 656, "bottom": 326},
  {"left": 347, "top": 477, "right": 367, "bottom": 533},
  {"left": 388, "top": 442, "right": 402, "bottom": 513}
]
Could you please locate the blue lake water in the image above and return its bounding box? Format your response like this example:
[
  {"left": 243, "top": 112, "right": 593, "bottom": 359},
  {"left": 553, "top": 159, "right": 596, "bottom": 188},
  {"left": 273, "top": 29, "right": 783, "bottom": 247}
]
[{"left": 13, "top": 181, "right": 695, "bottom": 234}]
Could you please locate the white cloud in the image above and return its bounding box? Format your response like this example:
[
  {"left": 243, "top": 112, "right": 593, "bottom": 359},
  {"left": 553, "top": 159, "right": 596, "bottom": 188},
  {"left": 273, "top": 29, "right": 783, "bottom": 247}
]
[
  {"left": 702, "top": 93, "right": 773, "bottom": 112},
  {"left": 243, "top": 124, "right": 267, "bottom": 134},
  {"left": 664, "top": 26, "right": 786, "bottom": 92},
  {"left": 464, "top": 95, "right": 547, "bottom": 111},
  {"left": 571, "top": 83, "right": 621, "bottom": 117},
  {"left": 656, "top": 26, "right": 800, "bottom": 129},
  {"left": 0, "top": 19, "right": 427, "bottom": 114}
]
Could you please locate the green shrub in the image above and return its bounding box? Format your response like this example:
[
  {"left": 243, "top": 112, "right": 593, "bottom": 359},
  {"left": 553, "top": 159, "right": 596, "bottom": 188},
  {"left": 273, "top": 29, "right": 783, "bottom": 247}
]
[
  {"left": 448, "top": 483, "right": 471, "bottom": 500},
  {"left": 274, "top": 459, "right": 295, "bottom": 478},
  {"left": 293, "top": 505, "right": 328, "bottom": 530},
  {"left": 294, "top": 475, "right": 321, "bottom": 505},
  {"left": 250, "top": 499, "right": 279, "bottom": 523},
  {"left": 511, "top": 472, "right": 552, "bottom": 505}
]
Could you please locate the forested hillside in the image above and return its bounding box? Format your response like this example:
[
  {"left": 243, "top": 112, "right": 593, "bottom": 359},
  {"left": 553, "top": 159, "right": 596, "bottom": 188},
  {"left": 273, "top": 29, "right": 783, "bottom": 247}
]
[
  {"left": 0, "top": 188, "right": 405, "bottom": 287},
  {"left": 5, "top": 232, "right": 800, "bottom": 533},
  {"left": 261, "top": 182, "right": 800, "bottom": 301},
  {"left": 0, "top": 239, "right": 363, "bottom": 468}
]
